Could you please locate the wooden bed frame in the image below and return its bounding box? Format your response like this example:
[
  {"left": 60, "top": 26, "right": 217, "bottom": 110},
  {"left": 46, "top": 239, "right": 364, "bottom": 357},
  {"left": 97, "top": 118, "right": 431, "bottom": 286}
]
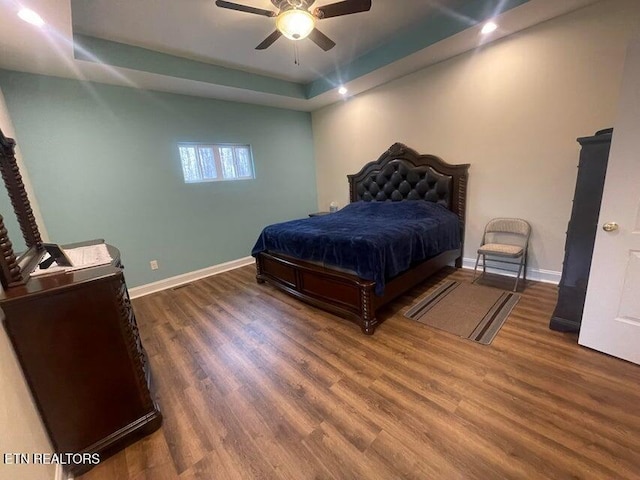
[{"left": 255, "top": 143, "right": 470, "bottom": 334}]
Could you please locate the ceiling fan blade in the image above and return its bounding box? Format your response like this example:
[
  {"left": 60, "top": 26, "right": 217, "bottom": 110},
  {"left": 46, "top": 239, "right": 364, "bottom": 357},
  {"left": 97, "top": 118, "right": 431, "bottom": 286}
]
[
  {"left": 215, "top": 0, "right": 276, "bottom": 17},
  {"left": 256, "top": 30, "right": 283, "bottom": 50},
  {"left": 314, "top": 0, "right": 371, "bottom": 19},
  {"left": 308, "top": 28, "right": 336, "bottom": 51}
]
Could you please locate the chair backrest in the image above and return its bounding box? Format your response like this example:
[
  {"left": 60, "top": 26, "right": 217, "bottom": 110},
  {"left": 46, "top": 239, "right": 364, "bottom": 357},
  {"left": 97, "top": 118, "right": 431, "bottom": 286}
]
[{"left": 483, "top": 218, "right": 531, "bottom": 249}]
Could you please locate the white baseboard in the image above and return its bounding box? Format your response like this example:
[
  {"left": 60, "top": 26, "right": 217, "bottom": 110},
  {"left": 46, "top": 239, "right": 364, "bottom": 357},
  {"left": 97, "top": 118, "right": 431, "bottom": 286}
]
[
  {"left": 128, "top": 256, "right": 255, "bottom": 299},
  {"left": 460, "top": 257, "right": 561, "bottom": 284},
  {"left": 126, "top": 255, "right": 559, "bottom": 300}
]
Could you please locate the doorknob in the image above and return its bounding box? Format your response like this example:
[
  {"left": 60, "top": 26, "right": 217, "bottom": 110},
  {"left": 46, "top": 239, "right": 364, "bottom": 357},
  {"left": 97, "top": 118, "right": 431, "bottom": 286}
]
[{"left": 603, "top": 222, "right": 619, "bottom": 232}]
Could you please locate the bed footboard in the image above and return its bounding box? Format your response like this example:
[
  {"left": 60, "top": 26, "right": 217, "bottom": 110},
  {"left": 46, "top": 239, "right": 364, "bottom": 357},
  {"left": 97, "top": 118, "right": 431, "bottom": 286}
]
[
  {"left": 256, "top": 252, "right": 379, "bottom": 334},
  {"left": 255, "top": 248, "right": 461, "bottom": 334}
]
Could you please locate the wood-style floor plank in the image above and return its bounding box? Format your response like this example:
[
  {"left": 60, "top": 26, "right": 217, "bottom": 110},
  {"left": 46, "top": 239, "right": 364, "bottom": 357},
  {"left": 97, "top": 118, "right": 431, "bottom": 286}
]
[{"left": 79, "top": 266, "right": 640, "bottom": 480}]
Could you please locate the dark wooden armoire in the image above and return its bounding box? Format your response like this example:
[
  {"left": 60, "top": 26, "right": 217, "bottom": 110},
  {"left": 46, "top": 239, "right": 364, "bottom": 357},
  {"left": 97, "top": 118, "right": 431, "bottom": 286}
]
[
  {"left": 550, "top": 128, "right": 612, "bottom": 332},
  {"left": 0, "top": 128, "right": 162, "bottom": 476}
]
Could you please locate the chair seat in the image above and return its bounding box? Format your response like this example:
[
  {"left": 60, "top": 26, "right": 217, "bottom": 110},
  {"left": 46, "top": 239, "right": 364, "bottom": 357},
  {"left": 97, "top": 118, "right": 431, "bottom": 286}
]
[{"left": 477, "top": 243, "right": 523, "bottom": 257}]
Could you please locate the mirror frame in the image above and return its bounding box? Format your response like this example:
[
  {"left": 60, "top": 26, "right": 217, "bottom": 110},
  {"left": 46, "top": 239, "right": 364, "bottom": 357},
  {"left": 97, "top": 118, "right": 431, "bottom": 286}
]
[{"left": 0, "top": 128, "right": 43, "bottom": 289}]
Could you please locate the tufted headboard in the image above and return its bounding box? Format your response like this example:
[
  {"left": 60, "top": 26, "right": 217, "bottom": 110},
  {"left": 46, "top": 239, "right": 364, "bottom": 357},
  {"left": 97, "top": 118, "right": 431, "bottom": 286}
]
[{"left": 347, "top": 142, "right": 470, "bottom": 243}]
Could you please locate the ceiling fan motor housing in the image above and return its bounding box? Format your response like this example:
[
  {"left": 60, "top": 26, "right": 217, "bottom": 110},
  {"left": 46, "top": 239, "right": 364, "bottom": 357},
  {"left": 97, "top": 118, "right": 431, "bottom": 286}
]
[{"left": 272, "top": 0, "right": 312, "bottom": 10}]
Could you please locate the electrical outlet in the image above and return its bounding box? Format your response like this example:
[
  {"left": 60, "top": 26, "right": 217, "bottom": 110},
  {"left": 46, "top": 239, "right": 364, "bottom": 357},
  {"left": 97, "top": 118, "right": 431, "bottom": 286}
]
[{"left": 150, "top": 260, "right": 159, "bottom": 270}]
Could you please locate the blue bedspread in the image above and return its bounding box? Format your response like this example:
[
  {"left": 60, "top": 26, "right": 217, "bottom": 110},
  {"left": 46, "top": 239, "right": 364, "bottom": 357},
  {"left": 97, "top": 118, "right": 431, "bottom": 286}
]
[{"left": 251, "top": 201, "right": 460, "bottom": 296}]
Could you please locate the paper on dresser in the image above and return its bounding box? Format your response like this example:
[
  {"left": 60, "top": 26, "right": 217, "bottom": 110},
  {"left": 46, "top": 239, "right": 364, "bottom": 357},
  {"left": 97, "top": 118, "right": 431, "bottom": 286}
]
[{"left": 64, "top": 244, "right": 112, "bottom": 268}]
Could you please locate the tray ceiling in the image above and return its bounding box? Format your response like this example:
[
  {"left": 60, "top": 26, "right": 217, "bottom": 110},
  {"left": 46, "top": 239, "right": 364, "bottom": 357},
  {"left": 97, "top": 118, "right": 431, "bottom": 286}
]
[{"left": 0, "top": 0, "right": 598, "bottom": 110}]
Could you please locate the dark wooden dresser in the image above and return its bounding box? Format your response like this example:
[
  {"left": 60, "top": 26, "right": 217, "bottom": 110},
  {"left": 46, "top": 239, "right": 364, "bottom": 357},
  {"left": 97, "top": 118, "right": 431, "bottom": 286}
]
[
  {"left": 550, "top": 128, "right": 612, "bottom": 332},
  {"left": 0, "top": 128, "right": 161, "bottom": 476},
  {"left": 1, "top": 243, "right": 162, "bottom": 476}
]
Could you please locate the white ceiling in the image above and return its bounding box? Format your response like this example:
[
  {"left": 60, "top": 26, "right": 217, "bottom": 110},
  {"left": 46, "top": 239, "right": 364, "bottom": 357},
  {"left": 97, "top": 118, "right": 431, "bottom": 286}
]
[{"left": 0, "top": 0, "right": 599, "bottom": 111}]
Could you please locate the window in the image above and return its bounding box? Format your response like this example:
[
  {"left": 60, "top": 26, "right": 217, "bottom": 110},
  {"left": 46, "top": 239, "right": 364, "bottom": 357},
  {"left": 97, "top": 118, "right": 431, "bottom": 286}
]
[{"left": 178, "top": 143, "right": 255, "bottom": 183}]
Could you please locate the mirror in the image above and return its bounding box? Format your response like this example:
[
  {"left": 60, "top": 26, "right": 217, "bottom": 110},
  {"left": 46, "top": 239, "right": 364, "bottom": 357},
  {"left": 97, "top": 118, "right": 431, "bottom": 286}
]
[{"left": 0, "top": 188, "right": 26, "bottom": 254}]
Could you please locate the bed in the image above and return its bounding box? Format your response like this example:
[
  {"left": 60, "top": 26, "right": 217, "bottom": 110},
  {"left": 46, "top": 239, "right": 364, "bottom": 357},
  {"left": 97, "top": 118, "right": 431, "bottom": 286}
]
[{"left": 252, "top": 143, "right": 470, "bottom": 334}]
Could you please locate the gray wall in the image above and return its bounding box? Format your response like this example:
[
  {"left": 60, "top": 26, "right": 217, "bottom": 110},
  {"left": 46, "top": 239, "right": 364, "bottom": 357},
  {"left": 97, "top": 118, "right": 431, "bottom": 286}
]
[{"left": 312, "top": 0, "right": 640, "bottom": 279}]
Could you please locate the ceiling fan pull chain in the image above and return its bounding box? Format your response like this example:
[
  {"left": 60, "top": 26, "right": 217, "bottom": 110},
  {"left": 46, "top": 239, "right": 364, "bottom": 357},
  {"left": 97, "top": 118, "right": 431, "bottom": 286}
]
[{"left": 294, "top": 42, "right": 300, "bottom": 66}]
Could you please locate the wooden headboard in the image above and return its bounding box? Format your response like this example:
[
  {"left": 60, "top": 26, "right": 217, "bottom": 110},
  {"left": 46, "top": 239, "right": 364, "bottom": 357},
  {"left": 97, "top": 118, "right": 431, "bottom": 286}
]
[
  {"left": 347, "top": 142, "right": 470, "bottom": 223},
  {"left": 347, "top": 143, "right": 469, "bottom": 265}
]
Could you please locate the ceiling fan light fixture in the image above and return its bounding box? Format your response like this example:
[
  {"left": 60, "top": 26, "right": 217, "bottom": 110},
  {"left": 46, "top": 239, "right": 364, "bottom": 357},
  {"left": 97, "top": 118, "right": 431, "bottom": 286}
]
[{"left": 276, "top": 9, "right": 315, "bottom": 40}]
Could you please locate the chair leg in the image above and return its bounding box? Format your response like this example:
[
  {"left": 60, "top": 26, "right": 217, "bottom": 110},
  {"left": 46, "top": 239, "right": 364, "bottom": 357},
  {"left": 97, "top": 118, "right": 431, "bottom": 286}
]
[
  {"left": 514, "top": 256, "right": 525, "bottom": 292},
  {"left": 473, "top": 254, "right": 481, "bottom": 283},
  {"left": 482, "top": 254, "right": 486, "bottom": 275}
]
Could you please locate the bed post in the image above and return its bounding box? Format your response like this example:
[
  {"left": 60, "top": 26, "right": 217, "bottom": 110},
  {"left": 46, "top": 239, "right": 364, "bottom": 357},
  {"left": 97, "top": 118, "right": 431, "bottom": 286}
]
[
  {"left": 456, "top": 172, "right": 468, "bottom": 268},
  {"left": 255, "top": 257, "right": 265, "bottom": 283},
  {"left": 360, "top": 286, "right": 377, "bottom": 335}
]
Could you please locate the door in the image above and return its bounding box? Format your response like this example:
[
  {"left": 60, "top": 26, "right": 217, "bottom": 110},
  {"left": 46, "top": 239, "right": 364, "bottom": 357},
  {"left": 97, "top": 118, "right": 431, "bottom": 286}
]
[{"left": 578, "top": 35, "right": 640, "bottom": 365}]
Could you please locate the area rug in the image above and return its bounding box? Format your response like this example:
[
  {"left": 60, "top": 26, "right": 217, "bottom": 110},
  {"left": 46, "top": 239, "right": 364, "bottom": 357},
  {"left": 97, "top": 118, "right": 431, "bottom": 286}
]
[{"left": 404, "top": 280, "right": 520, "bottom": 345}]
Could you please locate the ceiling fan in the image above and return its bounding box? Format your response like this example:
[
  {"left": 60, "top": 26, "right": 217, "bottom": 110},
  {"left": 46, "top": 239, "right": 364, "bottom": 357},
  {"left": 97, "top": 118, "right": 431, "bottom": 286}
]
[{"left": 214, "top": 0, "right": 372, "bottom": 51}]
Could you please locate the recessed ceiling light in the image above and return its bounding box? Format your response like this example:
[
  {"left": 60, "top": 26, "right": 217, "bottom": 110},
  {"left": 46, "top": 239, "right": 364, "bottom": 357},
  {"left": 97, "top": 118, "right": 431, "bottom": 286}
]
[
  {"left": 338, "top": 86, "right": 348, "bottom": 95},
  {"left": 18, "top": 8, "right": 45, "bottom": 27},
  {"left": 481, "top": 22, "right": 497, "bottom": 34}
]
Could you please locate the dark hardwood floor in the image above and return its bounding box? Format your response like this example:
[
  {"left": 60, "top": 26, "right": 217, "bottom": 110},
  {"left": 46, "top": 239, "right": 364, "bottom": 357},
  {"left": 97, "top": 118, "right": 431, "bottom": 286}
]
[{"left": 79, "top": 266, "right": 640, "bottom": 479}]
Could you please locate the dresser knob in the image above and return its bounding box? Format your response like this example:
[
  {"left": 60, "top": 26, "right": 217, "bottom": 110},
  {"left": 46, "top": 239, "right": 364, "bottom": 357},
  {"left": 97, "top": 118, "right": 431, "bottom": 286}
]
[{"left": 603, "top": 222, "right": 619, "bottom": 232}]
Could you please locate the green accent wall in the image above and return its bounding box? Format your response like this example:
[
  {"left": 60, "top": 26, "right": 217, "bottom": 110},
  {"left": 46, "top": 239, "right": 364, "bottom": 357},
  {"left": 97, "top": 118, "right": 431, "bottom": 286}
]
[
  {"left": 73, "top": 35, "right": 307, "bottom": 99},
  {"left": 0, "top": 70, "right": 317, "bottom": 287}
]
